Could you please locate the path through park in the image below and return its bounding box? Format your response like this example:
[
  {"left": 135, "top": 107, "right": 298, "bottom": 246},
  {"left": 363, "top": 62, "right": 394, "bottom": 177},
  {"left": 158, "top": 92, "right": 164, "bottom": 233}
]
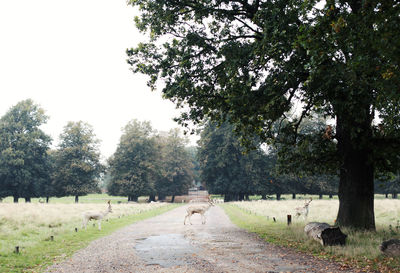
[{"left": 45, "top": 205, "right": 361, "bottom": 273}]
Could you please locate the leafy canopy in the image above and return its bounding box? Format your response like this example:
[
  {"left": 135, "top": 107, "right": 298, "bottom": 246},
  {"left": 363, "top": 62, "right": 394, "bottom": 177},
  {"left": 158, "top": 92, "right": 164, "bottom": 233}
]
[
  {"left": 53, "top": 121, "right": 103, "bottom": 198},
  {"left": 0, "top": 99, "right": 51, "bottom": 199},
  {"left": 127, "top": 0, "right": 400, "bottom": 153}
]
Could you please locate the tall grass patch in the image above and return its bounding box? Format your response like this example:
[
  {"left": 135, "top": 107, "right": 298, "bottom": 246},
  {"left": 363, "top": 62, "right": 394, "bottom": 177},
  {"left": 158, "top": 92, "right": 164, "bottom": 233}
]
[
  {"left": 223, "top": 199, "right": 400, "bottom": 272},
  {"left": 0, "top": 194, "right": 143, "bottom": 204},
  {"left": 0, "top": 202, "right": 178, "bottom": 272}
]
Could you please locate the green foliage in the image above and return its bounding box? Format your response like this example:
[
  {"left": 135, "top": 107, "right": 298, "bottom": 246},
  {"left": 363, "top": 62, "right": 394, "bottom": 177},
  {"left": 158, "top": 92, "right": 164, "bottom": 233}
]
[
  {"left": 107, "top": 120, "right": 159, "bottom": 200},
  {"left": 198, "top": 121, "right": 273, "bottom": 200},
  {"left": 375, "top": 174, "right": 400, "bottom": 196},
  {"left": 107, "top": 120, "right": 195, "bottom": 201},
  {"left": 0, "top": 99, "right": 51, "bottom": 200},
  {"left": 275, "top": 117, "right": 339, "bottom": 176},
  {"left": 155, "top": 128, "right": 194, "bottom": 200},
  {"left": 185, "top": 146, "right": 201, "bottom": 186},
  {"left": 53, "top": 121, "right": 103, "bottom": 201}
]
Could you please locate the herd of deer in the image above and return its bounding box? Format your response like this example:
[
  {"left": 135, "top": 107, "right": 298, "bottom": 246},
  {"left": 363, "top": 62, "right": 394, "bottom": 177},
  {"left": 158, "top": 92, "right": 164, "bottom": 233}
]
[{"left": 81, "top": 197, "right": 313, "bottom": 230}]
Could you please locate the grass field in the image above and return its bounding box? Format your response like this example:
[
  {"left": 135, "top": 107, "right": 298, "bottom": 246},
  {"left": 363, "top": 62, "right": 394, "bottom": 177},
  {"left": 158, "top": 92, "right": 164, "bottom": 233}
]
[
  {"left": 0, "top": 193, "right": 149, "bottom": 204},
  {"left": 222, "top": 198, "right": 400, "bottom": 272},
  {"left": 0, "top": 198, "right": 179, "bottom": 273}
]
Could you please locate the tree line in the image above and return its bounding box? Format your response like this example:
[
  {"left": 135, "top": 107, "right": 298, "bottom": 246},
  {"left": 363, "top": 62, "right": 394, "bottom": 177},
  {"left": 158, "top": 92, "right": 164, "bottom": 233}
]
[
  {"left": 198, "top": 121, "right": 400, "bottom": 202},
  {"left": 1, "top": 100, "right": 398, "bottom": 205},
  {"left": 0, "top": 99, "right": 196, "bottom": 203}
]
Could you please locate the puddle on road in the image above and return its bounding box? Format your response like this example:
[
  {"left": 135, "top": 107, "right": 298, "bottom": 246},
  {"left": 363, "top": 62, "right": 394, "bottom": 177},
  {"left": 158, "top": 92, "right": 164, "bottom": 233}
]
[{"left": 134, "top": 234, "right": 197, "bottom": 268}]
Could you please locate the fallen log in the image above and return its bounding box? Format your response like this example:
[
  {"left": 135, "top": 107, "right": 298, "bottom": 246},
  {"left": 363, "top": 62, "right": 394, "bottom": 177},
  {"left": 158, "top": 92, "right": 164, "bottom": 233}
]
[
  {"left": 380, "top": 239, "right": 400, "bottom": 257},
  {"left": 304, "top": 222, "right": 347, "bottom": 246}
]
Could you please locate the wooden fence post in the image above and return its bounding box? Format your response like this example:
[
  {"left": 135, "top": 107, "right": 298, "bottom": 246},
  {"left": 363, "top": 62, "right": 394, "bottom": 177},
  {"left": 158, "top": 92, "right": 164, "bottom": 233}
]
[{"left": 287, "top": 215, "right": 292, "bottom": 226}]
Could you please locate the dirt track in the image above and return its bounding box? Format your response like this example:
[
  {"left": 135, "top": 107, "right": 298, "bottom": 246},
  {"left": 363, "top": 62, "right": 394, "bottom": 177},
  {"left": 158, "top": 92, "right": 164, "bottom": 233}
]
[{"left": 45, "top": 205, "right": 360, "bottom": 273}]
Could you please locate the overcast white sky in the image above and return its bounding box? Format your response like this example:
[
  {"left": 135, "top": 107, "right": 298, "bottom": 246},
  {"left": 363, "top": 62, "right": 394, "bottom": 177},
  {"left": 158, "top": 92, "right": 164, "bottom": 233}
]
[{"left": 0, "top": 0, "right": 197, "bottom": 160}]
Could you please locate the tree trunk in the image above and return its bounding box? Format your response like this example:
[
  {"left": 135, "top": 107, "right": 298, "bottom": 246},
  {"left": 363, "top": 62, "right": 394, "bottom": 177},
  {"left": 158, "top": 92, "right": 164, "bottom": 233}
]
[
  {"left": 158, "top": 194, "right": 166, "bottom": 201},
  {"left": 329, "top": 194, "right": 333, "bottom": 199},
  {"left": 261, "top": 194, "right": 267, "bottom": 200},
  {"left": 224, "top": 193, "right": 238, "bottom": 202},
  {"left": 13, "top": 196, "right": 18, "bottom": 203},
  {"left": 224, "top": 194, "right": 230, "bottom": 202},
  {"left": 292, "top": 193, "right": 296, "bottom": 199},
  {"left": 380, "top": 239, "right": 400, "bottom": 257},
  {"left": 75, "top": 196, "right": 79, "bottom": 203},
  {"left": 336, "top": 114, "right": 375, "bottom": 230},
  {"left": 276, "top": 193, "right": 281, "bottom": 200},
  {"left": 385, "top": 193, "right": 389, "bottom": 198},
  {"left": 25, "top": 197, "right": 31, "bottom": 203},
  {"left": 304, "top": 222, "right": 347, "bottom": 246},
  {"left": 149, "top": 194, "right": 156, "bottom": 202},
  {"left": 171, "top": 195, "right": 175, "bottom": 203},
  {"left": 392, "top": 193, "right": 398, "bottom": 199},
  {"left": 319, "top": 194, "right": 323, "bottom": 199},
  {"left": 128, "top": 195, "right": 138, "bottom": 202},
  {"left": 46, "top": 197, "right": 50, "bottom": 203}
]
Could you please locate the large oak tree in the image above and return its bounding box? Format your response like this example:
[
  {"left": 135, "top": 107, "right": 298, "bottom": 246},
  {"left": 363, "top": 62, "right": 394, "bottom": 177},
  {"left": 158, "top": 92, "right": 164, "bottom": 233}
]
[{"left": 127, "top": 0, "right": 400, "bottom": 230}]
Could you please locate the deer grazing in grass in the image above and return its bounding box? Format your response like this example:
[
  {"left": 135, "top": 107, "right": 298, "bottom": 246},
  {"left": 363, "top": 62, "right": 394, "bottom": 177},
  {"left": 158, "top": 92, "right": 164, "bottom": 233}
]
[
  {"left": 184, "top": 199, "right": 214, "bottom": 225},
  {"left": 82, "top": 200, "right": 112, "bottom": 230},
  {"left": 295, "top": 198, "right": 312, "bottom": 219}
]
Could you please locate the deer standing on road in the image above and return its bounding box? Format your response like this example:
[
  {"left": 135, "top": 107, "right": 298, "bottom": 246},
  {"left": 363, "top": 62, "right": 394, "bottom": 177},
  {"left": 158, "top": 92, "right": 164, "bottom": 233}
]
[{"left": 184, "top": 200, "right": 214, "bottom": 225}]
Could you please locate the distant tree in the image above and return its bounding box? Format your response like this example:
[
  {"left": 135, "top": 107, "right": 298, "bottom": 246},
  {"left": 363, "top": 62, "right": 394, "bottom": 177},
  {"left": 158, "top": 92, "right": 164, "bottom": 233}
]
[
  {"left": 186, "top": 146, "right": 201, "bottom": 187},
  {"left": 375, "top": 174, "right": 400, "bottom": 199},
  {"left": 53, "top": 121, "right": 103, "bottom": 203},
  {"left": 198, "top": 121, "right": 270, "bottom": 201},
  {"left": 0, "top": 99, "right": 51, "bottom": 202},
  {"left": 155, "top": 129, "right": 194, "bottom": 201},
  {"left": 300, "top": 174, "right": 339, "bottom": 198},
  {"left": 107, "top": 120, "right": 159, "bottom": 202},
  {"left": 275, "top": 117, "right": 338, "bottom": 176},
  {"left": 38, "top": 149, "right": 61, "bottom": 203}
]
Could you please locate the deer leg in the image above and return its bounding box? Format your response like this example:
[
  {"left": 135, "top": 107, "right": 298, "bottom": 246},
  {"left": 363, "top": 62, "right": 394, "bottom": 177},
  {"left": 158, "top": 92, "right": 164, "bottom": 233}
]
[{"left": 82, "top": 218, "right": 87, "bottom": 229}]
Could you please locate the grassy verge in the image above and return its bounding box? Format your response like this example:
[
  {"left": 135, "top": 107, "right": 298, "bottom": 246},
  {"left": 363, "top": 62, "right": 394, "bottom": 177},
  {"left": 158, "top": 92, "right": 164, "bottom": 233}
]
[
  {"left": 0, "top": 204, "right": 180, "bottom": 273},
  {"left": 221, "top": 203, "right": 400, "bottom": 273}
]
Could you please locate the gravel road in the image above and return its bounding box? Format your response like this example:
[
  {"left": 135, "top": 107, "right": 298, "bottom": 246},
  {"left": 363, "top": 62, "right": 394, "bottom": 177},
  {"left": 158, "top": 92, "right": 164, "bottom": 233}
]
[{"left": 45, "top": 205, "right": 360, "bottom": 273}]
